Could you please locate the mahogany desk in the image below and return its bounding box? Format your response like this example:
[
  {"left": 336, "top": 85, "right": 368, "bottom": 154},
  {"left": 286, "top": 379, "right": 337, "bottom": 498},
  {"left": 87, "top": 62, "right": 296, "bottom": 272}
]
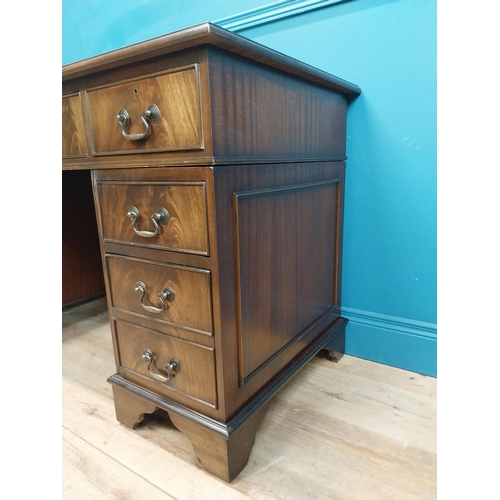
[{"left": 62, "top": 22, "right": 360, "bottom": 482}]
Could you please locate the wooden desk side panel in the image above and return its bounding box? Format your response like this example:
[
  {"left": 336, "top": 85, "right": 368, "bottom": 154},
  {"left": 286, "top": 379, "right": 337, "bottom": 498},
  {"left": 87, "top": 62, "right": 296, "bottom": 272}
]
[
  {"left": 62, "top": 170, "right": 105, "bottom": 307},
  {"left": 208, "top": 47, "right": 347, "bottom": 163},
  {"left": 235, "top": 180, "right": 339, "bottom": 383},
  {"left": 211, "top": 162, "right": 346, "bottom": 420}
]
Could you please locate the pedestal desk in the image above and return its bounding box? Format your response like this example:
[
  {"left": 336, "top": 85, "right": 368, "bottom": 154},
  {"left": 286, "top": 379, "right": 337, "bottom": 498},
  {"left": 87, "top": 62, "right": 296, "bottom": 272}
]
[{"left": 62, "top": 22, "right": 360, "bottom": 482}]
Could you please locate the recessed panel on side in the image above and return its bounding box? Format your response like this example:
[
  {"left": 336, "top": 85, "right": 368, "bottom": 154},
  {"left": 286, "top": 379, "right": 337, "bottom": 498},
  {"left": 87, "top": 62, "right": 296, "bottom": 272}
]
[{"left": 234, "top": 180, "right": 339, "bottom": 384}]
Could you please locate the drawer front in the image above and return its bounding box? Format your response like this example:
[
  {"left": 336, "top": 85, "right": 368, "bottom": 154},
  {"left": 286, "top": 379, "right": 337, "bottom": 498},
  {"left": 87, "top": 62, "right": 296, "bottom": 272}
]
[
  {"left": 62, "top": 94, "right": 87, "bottom": 157},
  {"left": 115, "top": 320, "right": 217, "bottom": 408},
  {"left": 86, "top": 65, "right": 203, "bottom": 155},
  {"left": 106, "top": 255, "right": 213, "bottom": 335},
  {"left": 97, "top": 181, "right": 209, "bottom": 255}
]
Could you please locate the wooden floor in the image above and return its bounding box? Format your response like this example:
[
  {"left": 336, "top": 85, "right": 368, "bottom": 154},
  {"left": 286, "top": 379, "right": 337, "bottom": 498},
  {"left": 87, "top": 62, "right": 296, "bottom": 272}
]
[{"left": 62, "top": 297, "right": 436, "bottom": 499}]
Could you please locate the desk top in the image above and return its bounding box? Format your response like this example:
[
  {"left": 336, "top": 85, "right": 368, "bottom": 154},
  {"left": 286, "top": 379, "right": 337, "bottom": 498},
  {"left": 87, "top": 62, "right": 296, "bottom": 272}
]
[{"left": 62, "top": 22, "right": 360, "bottom": 97}]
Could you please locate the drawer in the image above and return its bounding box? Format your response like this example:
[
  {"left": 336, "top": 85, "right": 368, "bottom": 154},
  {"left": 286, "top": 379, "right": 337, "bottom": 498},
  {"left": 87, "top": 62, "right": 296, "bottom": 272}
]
[
  {"left": 106, "top": 255, "right": 213, "bottom": 335},
  {"left": 62, "top": 94, "right": 88, "bottom": 157},
  {"left": 97, "top": 180, "right": 209, "bottom": 255},
  {"left": 86, "top": 65, "right": 203, "bottom": 155},
  {"left": 115, "top": 320, "right": 217, "bottom": 408}
]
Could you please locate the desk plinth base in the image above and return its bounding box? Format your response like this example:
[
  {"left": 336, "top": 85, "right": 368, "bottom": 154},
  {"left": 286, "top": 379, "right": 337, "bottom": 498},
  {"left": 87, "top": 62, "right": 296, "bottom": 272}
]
[
  {"left": 108, "top": 317, "right": 347, "bottom": 482},
  {"left": 109, "top": 379, "right": 270, "bottom": 482}
]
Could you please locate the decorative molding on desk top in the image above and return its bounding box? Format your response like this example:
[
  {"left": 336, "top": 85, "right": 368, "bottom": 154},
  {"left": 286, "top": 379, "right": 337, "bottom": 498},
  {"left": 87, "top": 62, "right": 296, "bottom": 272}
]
[
  {"left": 214, "top": 0, "right": 352, "bottom": 32},
  {"left": 62, "top": 22, "right": 361, "bottom": 96}
]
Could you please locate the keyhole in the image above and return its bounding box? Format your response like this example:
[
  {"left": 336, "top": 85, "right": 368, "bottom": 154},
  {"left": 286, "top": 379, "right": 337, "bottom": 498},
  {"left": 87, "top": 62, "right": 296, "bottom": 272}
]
[{"left": 134, "top": 89, "right": 138, "bottom": 99}]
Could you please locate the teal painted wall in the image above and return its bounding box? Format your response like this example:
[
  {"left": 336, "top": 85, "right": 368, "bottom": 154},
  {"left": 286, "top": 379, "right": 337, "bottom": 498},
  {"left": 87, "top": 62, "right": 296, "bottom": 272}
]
[
  {"left": 63, "top": 0, "right": 437, "bottom": 376},
  {"left": 62, "top": 0, "right": 266, "bottom": 65}
]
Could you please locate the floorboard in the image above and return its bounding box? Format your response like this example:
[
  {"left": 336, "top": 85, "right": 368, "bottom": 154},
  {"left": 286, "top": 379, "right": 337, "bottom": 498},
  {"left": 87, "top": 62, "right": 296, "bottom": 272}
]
[{"left": 62, "top": 297, "right": 436, "bottom": 499}]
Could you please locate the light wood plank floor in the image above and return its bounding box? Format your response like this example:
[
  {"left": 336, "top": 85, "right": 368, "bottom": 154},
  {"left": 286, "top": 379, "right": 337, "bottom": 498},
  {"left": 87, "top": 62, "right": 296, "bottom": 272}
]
[{"left": 62, "top": 297, "right": 436, "bottom": 499}]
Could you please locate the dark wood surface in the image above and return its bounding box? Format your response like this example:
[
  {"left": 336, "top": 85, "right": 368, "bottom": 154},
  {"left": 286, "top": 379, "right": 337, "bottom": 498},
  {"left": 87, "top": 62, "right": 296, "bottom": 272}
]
[
  {"left": 62, "top": 94, "right": 88, "bottom": 158},
  {"left": 210, "top": 162, "right": 345, "bottom": 419},
  {"left": 96, "top": 179, "right": 209, "bottom": 254},
  {"left": 62, "top": 170, "right": 105, "bottom": 308},
  {"left": 63, "top": 45, "right": 352, "bottom": 170},
  {"left": 208, "top": 46, "right": 347, "bottom": 162},
  {"left": 168, "top": 401, "right": 271, "bottom": 482},
  {"left": 235, "top": 180, "right": 339, "bottom": 381},
  {"left": 93, "top": 161, "right": 346, "bottom": 424},
  {"left": 86, "top": 65, "right": 203, "bottom": 155},
  {"left": 106, "top": 255, "right": 213, "bottom": 335},
  {"left": 114, "top": 320, "right": 218, "bottom": 409},
  {"left": 107, "top": 315, "right": 347, "bottom": 482},
  {"left": 62, "top": 22, "right": 361, "bottom": 97},
  {"left": 63, "top": 23, "right": 357, "bottom": 482}
]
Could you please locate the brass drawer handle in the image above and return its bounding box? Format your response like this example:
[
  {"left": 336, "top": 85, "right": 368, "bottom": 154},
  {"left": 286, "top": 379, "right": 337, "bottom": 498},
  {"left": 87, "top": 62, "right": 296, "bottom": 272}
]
[
  {"left": 127, "top": 206, "right": 170, "bottom": 238},
  {"left": 135, "top": 281, "right": 175, "bottom": 314},
  {"left": 116, "top": 104, "right": 160, "bottom": 141},
  {"left": 142, "top": 348, "right": 180, "bottom": 382}
]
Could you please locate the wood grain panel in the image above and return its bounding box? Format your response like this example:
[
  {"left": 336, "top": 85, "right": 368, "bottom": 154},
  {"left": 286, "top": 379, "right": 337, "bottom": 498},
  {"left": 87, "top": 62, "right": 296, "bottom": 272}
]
[
  {"left": 97, "top": 181, "right": 209, "bottom": 255},
  {"left": 62, "top": 23, "right": 361, "bottom": 97},
  {"left": 86, "top": 65, "right": 203, "bottom": 155},
  {"left": 63, "top": 23, "right": 359, "bottom": 482},
  {"left": 112, "top": 308, "right": 215, "bottom": 348},
  {"left": 211, "top": 162, "right": 345, "bottom": 418},
  {"left": 62, "top": 94, "right": 88, "bottom": 157},
  {"left": 234, "top": 180, "right": 339, "bottom": 383},
  {"left": 62, "top": 170, "right": 105, "bottom": 307},
  {"left": 106, "top": 255, "right": 213, "bottom": 335},
  {"left": 114, "top": 320, "right": 217, "bottom": 408},
  {"left": 208, "top": 47, "right": 347, "bottom": 162}
]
